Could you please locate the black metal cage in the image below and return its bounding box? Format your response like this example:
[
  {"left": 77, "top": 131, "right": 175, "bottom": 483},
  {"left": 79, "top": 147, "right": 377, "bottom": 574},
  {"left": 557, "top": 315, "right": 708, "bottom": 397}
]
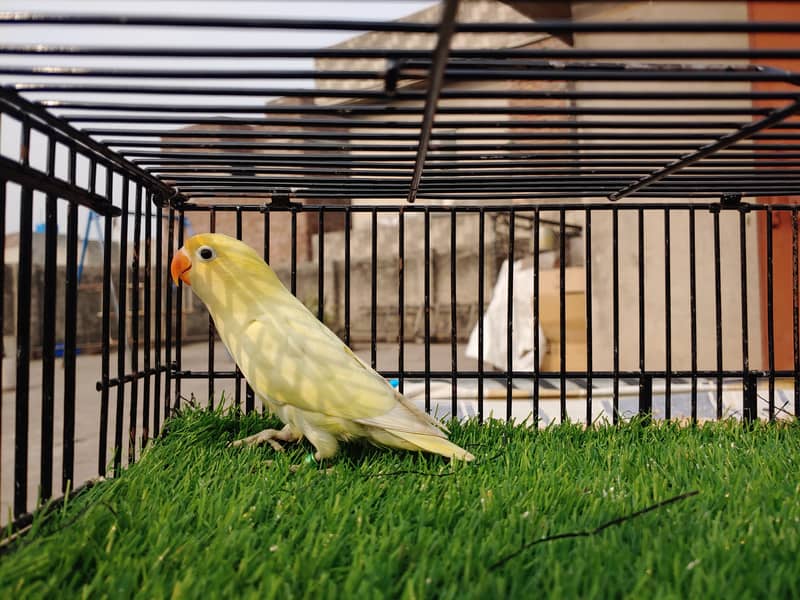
[{"left": 2, "top": 0, "right": 800, "bottom": 524}]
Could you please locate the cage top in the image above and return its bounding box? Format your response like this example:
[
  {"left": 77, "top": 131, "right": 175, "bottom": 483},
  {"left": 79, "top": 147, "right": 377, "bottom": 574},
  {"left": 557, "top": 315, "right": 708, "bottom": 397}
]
[{"left": 2, "top": 0, "right": 800, "bottom": 206}]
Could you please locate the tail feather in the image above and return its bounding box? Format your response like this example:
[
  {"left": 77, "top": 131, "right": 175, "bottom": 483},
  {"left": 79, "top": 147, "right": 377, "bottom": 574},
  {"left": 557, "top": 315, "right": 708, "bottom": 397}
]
[{"left": 369, "top": 428, "right": 475, "bottom": 461}]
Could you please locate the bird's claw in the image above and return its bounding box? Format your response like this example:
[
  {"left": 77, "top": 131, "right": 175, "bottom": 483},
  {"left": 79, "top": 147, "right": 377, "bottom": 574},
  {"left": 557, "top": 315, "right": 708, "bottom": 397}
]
[{"left": 230, "top": 428, "right": 288, "bottom": 452}]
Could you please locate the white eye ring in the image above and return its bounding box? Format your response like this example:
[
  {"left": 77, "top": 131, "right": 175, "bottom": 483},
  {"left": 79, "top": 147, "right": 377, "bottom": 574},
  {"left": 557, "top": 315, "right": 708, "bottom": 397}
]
[{"left": 197, "top": 246, "right": 216, "bottom": 261}]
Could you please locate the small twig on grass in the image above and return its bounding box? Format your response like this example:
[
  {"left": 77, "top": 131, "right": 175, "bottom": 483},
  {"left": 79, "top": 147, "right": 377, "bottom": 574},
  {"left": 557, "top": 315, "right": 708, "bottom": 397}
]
[
  {"left": 757, "top": 392, "right": 792, "bottom": 419},
  {"left": 98, "top": 500, "right": 119, "bottom": 520},
  {"left": 464, "top": 433, "right": 509, "bottom": 466},
  {"left": 488, "top": 490, "right": 700, "bottom": 571},
  {"left": 473, "top": 448, "right": 505, "bottom": 465}
]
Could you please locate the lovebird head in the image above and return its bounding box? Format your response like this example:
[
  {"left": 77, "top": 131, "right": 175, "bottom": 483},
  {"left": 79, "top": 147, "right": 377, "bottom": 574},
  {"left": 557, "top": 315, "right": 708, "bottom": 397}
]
[{"left": 170, "top": 232, "right": 283, "bottom": 314}]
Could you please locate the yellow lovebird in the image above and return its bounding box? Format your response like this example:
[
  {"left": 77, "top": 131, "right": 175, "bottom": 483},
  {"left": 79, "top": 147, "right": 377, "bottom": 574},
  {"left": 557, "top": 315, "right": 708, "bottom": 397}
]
[{"left": 171, "top": 233, "right": 474, "bottom": 462}]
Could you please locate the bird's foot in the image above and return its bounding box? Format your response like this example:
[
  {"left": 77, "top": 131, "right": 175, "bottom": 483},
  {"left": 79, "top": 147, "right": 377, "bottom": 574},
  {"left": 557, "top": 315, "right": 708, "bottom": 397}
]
[{"left": 230, "top": 426, "right": 298, "bottom": 452}]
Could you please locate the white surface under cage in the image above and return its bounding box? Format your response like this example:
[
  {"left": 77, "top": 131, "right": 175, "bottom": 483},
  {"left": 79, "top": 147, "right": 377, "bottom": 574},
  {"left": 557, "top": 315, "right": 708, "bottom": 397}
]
[{"left": 399, "top": 378, "right": 798, "bottom": 426}]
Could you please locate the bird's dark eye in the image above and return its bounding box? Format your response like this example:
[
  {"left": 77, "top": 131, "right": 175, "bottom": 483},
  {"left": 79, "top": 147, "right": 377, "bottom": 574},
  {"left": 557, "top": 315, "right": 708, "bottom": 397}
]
[{"left": 198, "top": 246, "right": 216, "bottom": 261}]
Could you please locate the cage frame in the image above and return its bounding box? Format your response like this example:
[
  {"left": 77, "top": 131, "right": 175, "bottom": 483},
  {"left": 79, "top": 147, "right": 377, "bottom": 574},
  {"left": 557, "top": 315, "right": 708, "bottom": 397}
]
[{"left": 2, "top": 0, "right": 800, "bottom": 529}]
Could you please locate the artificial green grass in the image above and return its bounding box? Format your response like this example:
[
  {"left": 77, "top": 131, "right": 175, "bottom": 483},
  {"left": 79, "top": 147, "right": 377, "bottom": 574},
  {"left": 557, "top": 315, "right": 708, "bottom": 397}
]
[{"left": 1, "top": 408, "right": 799, "bottom": 599}]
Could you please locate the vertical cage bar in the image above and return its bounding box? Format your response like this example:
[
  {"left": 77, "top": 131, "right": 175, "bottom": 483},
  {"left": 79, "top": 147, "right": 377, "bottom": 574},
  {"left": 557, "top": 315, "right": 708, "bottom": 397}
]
[
  {"left": 290, "top": 209, "right": 297, "bottom": 295},
  {"left": 766, "top": 207, "right": 775, "bottom": 420},
  {"left": 98, "top": 173, "right": 113, "bottom": 476},
  {"left": 208, "top": 208, "right": 216, "bottom": 408},
  {"left": 584, "top": 208, "right": 592, "bottom": 425},
  {"left": 165, "top": 205, "right": 174, "bottom": 421},
  {"left": 143, "top": 191, "right": 152, "bottom": 447},
  {"left": 245, "top": 364, "right": 254, "bottom": 413},
  {"left": 640, "top": 375, "right": 653, "bottom": 423},
  {"left": 244, "top": 206, "right": 254, "bottom": 415},
  {"left": 398, "top": 208, "right": 405, "bottom": 394},
  {"left": 713, "top": 209, "right": 723, "bottom": 419},
  {"left": 318, "top": 208, "right": 325, "bottom": 323},
  {"left": 344, "top": 208, "right": 351, "bottom": 347},
  {"left": 370, "top": 208, "right": 377, "bottom": 369},
  {"left": 739, "top": 209, "right": 751, "bottom": 421},
  {"left": 262, "top": 205, "right": 269, "bottom": 415},
  {"left": 17, "top": 122, "right": 33, "bottom": 519},
  {"left": 128, "top": 185, "right": 142, "bottom": 465},
  {"left": 154, "top": 201, "right": 163, "bottom": 436},
  {"left": 506, "top": 209, "right": 514, "bottom": 421},
  {"left": 638, "top": 208, "right": 649, "bottom": 418},
  {"left": 89, "top": 159, "right": 97, "bottom": 203},
  {"left": 612, "top": 209, "right": 620, "bottom": 424},
  {"left": 793, "top": 208, "right": 799, "bottom": 418},
  {"left": 743, "top": 372, "right": 757, "bottom": 424},
  {"left": 664, "top": 209, "right": 672, "bottom": 419},
  {"left": 39, "top": 137, "right": 57, "bottom": 501},
  {"left": 451, "top": 208, "right": 458, "bottom": 418},
  {"left": 262, "top": 206, "right": 270, "bottom": 263},
  {"left": 113, "top": 177, "right": 129, "bottom": 476},
  {"left": 62, "top": 146, "right": 78, "bottom": 492},
  {"left": 19, "top": 119, "right": 30, "bottom": 168},
  {"left": 689, "top": 208, "right": 698, "bottom": 423},
  {"left": 533, "top": 207, "right": 541, "bottom": 425},
  {"left": 559, "top": 209, "right": 567, "bottom": 422},
  {"left": 14, "top": 182, "right": 33, "bottom": 516},
  {"left": 175, "top": 211, "right": 185, "bottom": 410},
  {"left": 424, "top": 207, "right": 431, "bottom": 414},
  {"left": 477, "top": 208, "right": 484, "bottom": 423},
  {"left": 234, "top": 208, "right": 245, "bottom": 410}
]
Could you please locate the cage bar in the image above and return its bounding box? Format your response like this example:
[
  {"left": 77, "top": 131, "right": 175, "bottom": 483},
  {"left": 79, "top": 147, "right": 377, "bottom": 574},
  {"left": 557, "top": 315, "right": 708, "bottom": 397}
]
[
  {"left": 39, "top": 138, "right": 57, "bottom": 501},
  {"left": 128, "top": 185, "right": 142, "bottom": 465},
  {"left": 143, "top": 191, "right": 152, "bottom": 446},
  {"left": 113, "top": 178, "right": 129, "bottom": 476},
  {"left": 62, "top": 146, "right": 79, "bottom": 491}
]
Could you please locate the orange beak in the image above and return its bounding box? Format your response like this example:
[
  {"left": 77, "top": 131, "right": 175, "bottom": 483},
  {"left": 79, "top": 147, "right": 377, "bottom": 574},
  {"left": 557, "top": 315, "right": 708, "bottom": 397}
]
[{"left": 170, "top": 247, "right": 192, "bottom": 286}]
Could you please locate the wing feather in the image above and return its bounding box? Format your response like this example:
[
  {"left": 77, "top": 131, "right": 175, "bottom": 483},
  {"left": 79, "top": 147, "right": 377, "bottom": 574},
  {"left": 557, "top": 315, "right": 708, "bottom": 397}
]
[{"left": 231, "top": 297, "right": 410, "bottom": 425}]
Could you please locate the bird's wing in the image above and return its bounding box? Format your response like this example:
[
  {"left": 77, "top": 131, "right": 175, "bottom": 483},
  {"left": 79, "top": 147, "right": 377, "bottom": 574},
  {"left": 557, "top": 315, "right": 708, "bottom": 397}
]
[{"left": 235, "top": 298, "right": 443, "bottom": 437}]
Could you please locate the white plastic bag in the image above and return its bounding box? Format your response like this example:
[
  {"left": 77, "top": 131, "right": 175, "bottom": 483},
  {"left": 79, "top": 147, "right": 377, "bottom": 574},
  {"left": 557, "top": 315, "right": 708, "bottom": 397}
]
[{"left": 466, "top": 258, "right": 548, "bottom": 371}]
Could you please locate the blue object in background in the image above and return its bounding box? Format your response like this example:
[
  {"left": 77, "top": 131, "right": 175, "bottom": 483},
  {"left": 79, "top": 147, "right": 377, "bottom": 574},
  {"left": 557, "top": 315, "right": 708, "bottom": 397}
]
[
  {"left": 55, "top": 343, "right": 81, "bottom": 358},
  {"left": 389, "top": 378, "right": 399, "bottom": 389},
  {"left": 34, "top": 223, "right": 58, "bottom": 235}
]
